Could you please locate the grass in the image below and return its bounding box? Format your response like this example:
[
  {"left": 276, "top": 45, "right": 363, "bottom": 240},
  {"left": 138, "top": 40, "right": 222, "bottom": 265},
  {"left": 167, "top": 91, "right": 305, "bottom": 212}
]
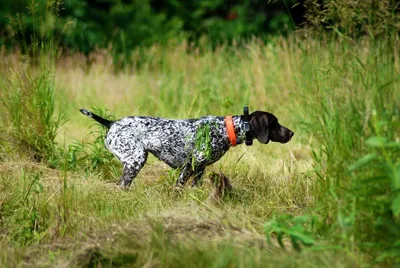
[{"left": 0, "top": 11, "right": 399, "bottom": 267}]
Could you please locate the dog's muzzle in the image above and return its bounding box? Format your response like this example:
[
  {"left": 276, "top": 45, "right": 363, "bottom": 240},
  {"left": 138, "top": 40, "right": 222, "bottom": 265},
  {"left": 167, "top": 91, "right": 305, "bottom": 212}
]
[{"left": 280, "top": 127, "right": 294, "bottom": 143}]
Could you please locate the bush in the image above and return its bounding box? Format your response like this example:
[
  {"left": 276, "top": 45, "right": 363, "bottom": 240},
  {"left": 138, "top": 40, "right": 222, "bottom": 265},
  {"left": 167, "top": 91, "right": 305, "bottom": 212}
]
[
  {"left": 0, "top": 0, "right": 298, "bottom": 55},
  {"left": 0, "top": 171, "right": 49, "bottom": 245},
  {"left": 0, "top": 1, "right": 64, "bottom": 166},
  {"left": 299, "top": 0, "right": 400, "bottom": 263},
  {"left": 67, "top": 107, "right": 120, "bottom": 181},
  {"left": 0, "top": 59, "right": 64, "bottom": 165}
]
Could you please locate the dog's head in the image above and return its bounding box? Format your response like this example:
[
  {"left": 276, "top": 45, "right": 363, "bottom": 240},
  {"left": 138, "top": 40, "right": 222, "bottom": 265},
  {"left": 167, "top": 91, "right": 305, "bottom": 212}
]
[{"left": 249, "top": 111, "right": 294, "bottom": 144}]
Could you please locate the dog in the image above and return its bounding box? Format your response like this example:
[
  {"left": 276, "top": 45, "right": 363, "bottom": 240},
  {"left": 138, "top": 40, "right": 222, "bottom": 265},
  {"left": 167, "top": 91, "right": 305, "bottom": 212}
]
[{"left": 80, "top": 108, "right": 294, "bottom": 188}]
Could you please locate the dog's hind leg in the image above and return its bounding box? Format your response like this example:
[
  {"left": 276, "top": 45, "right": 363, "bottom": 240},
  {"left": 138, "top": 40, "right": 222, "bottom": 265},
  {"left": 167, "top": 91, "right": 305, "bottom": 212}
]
[
  {"left": 119, "top": 156, "right": 147, "bottom": 188},
  {"left": 108, "top": 136, "right": 148, "bottom": 189}
]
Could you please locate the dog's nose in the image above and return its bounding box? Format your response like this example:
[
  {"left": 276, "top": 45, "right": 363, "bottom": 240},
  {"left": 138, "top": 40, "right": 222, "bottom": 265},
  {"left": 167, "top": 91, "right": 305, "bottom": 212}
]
[{"left": 289, "top": 131, "right": 294, "bottom": 139}]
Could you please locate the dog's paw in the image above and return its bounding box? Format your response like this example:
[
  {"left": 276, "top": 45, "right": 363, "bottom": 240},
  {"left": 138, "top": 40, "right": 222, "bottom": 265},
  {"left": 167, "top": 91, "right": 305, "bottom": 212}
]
[{"left": 118, "top": 182, "right": 131, "bottom": 191}]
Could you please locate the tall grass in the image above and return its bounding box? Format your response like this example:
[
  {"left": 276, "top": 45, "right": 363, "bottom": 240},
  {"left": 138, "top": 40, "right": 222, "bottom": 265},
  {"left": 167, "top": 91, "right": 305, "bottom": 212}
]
[
  {"left": 0, "top": 0, "right": 64, "bottom": 166},
  {"left": 0, "top": 62, "right": 64, "bottom": 164},
  {"left": 298, "top": 1, "right": 400, "bottom": 261},
  {"left": 299, "top": 34, "right": 399, "bottom": 260},
  {"left": 0, "top": 0, "right": 399, "bottom": 266}
]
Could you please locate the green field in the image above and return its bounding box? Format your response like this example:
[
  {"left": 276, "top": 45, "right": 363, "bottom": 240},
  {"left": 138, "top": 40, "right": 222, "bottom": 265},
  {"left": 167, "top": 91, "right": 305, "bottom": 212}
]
[{"left": 1, "top": 15, "right": 399, "bottom": 268}]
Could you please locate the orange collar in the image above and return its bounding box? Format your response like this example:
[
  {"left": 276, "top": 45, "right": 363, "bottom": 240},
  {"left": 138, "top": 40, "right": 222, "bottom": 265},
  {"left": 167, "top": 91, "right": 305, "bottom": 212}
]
[{"left": 225, "top": 116, "right": 237, "bottom": 146}]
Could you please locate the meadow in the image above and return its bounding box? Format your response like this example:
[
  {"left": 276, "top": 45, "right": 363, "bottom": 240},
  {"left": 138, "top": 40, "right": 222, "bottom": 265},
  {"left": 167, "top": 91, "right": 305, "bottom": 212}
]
[{"left": 0, "top": 22, "right": 399, "bottom": 267}]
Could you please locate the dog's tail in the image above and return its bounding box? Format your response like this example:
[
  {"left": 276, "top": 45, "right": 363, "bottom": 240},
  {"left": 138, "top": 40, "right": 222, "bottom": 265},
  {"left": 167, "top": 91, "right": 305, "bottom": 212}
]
[{"left": 80, "top": 108, "right": 114, "bottom": 128}]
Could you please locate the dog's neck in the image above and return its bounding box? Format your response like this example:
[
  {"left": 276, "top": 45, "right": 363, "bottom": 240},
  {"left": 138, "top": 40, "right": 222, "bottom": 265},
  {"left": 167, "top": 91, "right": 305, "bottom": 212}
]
[{"left": 231, "top": 115, "right": 248, "bottom": 145}]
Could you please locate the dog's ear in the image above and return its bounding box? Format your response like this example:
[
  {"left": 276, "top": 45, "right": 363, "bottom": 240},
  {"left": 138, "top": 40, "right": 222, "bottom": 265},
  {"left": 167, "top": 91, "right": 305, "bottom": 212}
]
[{"left": 250, "top": 112, "right": 269, "bottom": 144}]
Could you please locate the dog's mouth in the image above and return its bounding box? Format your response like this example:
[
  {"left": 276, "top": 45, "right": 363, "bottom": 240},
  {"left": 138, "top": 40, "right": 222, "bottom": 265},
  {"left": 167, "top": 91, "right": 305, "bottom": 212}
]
[{"left": 270, "top": 127, "right": 294, "bottom": 144}]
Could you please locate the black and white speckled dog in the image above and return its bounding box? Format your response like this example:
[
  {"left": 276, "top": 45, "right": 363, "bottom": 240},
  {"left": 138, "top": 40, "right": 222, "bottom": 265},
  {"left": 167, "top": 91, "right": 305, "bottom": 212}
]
[{"left": 80, "top": 108, "right": 294, "bottom": 189}]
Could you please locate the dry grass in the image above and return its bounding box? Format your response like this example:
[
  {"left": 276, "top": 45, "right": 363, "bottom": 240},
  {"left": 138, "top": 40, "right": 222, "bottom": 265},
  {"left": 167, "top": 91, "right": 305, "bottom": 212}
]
[
  {"left": 1, "top": 32, "right": 398, "bottom": 266},
  {"left": 0, "top": 37, "right": 326, "bottom": 266}
]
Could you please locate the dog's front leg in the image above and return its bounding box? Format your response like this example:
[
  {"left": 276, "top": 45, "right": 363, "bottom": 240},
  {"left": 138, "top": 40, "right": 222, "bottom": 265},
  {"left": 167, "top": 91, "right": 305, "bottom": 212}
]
[
  {"left": 191, "top": 165, "right": 205, "bottom": 187},
  {"left": 176, "top": 163, "right": 194, "bottom": 187}
]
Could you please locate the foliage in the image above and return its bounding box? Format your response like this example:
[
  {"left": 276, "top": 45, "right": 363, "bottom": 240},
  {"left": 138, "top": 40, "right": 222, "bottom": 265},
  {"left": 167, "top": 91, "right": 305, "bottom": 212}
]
[
  {"left": 191, "top": 123, "right": 214, "bottom": 170},
  {"left": 67, "top": 107, "right": 120, "bottom": 181},
  {"left": 0, "top": 54, "right": 64, "bottom": 166},
  {"left": 0, "top": 0, "right": 400, "bottom": 266},
  {"left": 0, "top": 171, "right": 48, "bottom": 245},
  {"left": 265, "top": 214, "right": 317, "bottom": 251},
  {"left": 0, "top": 0, "right": 298, "bottom": 55},
  {"left": 305, "top": 0, "right": 400, "bottom": 38},
  {"left": 348, "top": 134, "right": 400, "bottom": 261},
  {"left": 297, "top": 0, "right": 400, "bottom": 263},
  {"left": 0, "top": 1, "right": 64, "bottom": 166}
]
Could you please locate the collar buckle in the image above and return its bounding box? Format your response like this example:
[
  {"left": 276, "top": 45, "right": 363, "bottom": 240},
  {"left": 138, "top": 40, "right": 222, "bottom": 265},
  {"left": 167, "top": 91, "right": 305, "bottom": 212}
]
[{"left": 243, "top": 106, "right": 253, "bottom": 146}]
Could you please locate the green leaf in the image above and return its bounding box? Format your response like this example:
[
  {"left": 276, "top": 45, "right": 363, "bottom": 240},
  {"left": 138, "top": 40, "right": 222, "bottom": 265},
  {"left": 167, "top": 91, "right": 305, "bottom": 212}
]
[
  {"left": 394, "top": 164, "right": 400, "bottom": 190},
  {"left": 265, "top": 232, "right": 272, "bottom": 244},
  {"left": 391, "top": 194, "right": 400, "bottom": 216},
  {"left": 359, "top": 175, "right": 388, "bottom": 184},
  {"left": 277, "top": 232, "right": 285, "bottom": 249},
  {"left": 366, "top": 136, "right": 388, "bottom": 147},
  {"left": 288, "top": 230, "right": 315, "bottom": 245},
  {"left": 291, "top": 236, "right": 302, "bottom": 251},
  {"left": 264, "top": 220, "right": 279, "bottom": 232},
  {"left": 293, "top": 215, "right": 311, "bottom": 224},
  {"left": 383, "top": 142, "right": 400, "bottom": 148},
  {"left": 348, "top": 153, "right": 378, "bottom": 172}
]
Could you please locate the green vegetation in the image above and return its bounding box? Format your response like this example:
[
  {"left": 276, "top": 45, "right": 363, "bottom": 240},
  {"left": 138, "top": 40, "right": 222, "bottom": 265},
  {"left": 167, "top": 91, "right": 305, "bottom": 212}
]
[
  {"left": 0, "top": 0, "right": 298, "bottom": 54},
  {"left": 0, "top": 0, "right": 399, "bottom": 266}
]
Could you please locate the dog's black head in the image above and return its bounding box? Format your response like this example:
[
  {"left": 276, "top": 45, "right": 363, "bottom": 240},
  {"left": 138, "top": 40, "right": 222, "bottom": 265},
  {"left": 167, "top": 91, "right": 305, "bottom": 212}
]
[{"left": 249, "top": 111, "right": 294, "bottom": 144}]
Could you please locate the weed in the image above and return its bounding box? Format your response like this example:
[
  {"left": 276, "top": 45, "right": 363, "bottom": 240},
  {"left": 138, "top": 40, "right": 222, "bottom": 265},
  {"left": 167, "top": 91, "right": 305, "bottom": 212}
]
[
  {"left": 290, "top": 5, "right": 399, "bottom": 265},
  {"left": 0, "top": 171, "right": 49, "bottom": 245},
  {"left": 67, "top": 106, "right": 120, "bottom": 180},
  {"left": 265, "top": 214, "right": 318, "bottom": 251},
  {"left": 0, "top": 66, "right": 65, "bottom": 165},
  {"left": 191, "top": 122, "right": 215, "bottom": 170},
  {"left": 0, "top": 0, "right": 64, "bottom": 166},
  {"left": 0, "top": 0, "right": 399, "bottom": 265}
]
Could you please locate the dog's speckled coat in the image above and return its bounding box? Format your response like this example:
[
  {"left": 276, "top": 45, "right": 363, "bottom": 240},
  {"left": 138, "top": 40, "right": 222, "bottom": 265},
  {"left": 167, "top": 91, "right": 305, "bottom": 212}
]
[{"left": 80, "top": 109, "right": 294, "bottom": 188}]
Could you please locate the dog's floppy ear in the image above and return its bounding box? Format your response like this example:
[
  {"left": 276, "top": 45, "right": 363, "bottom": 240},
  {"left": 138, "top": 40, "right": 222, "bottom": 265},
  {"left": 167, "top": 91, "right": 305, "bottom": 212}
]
[{"left": 250, "top": 112, "right": 269, "bottom": 144}]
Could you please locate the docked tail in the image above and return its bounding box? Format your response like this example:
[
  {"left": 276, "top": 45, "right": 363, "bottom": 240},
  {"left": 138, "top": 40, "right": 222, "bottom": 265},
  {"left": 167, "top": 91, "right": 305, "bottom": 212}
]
[{"left": 80, "top": 108, "right": 114, "bottom": 128}]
